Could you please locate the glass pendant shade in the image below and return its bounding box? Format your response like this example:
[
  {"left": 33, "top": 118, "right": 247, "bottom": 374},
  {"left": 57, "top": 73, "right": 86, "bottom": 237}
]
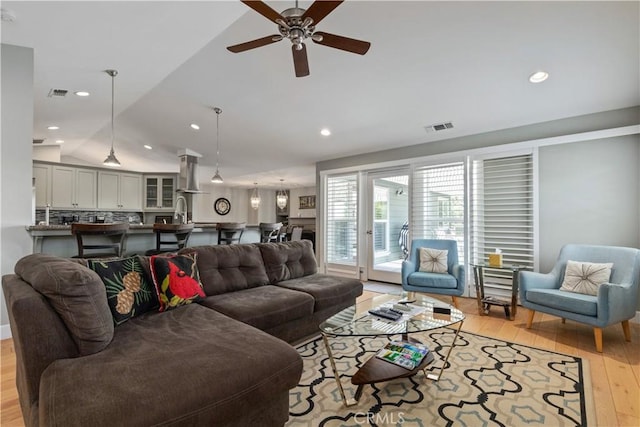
[
  {"left": 276, "top": 179, "right": 288, "bottom": 209},
  {"left": 250, "top": 184, "right": 261, "bottom": 210},
  {"left": 211, "top": 170, "right": 223, "bottom": 184}
]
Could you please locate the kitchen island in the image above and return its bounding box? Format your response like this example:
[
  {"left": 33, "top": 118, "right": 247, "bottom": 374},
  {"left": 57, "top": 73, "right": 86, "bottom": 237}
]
[{"left": 26, "top": 223, "right": 261, "bottom": 257}]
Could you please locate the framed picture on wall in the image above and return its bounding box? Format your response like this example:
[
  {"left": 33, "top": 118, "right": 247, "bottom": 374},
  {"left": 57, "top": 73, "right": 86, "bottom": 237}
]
[{"left": 299, "top": 195, "right": 316, "bottom": 209}]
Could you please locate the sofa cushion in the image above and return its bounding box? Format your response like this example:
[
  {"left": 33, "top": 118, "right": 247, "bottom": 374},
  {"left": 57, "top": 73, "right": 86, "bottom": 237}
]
[
  {"left": 198, "top": 285, "right": 314, "bottom": 330},
  {"left": 257, "top": 240, "right": 318, "bottom": 283},
  {"left": 275, "top": 273, "right": 364, "bottom": 312},
  {"left": 407, "top": 271, "right": 458, "bottom": 289},
  {"left": 150, "top": 253, "right": 205, "bottom": 311},
  {"left": 88, "top": 256, "right": 159, "bottom": 325},
  {"left": 526, "top": 288, "right": 597, "bottom": 317},
  {"left": 14, "top": 254, "right": 114, "bottom": 355},
  {"left": 38, "top": 304, "right": 303, "bottom": 427},
  {"left": 184, "top": 244, "right": 269, "bottom": 295}
]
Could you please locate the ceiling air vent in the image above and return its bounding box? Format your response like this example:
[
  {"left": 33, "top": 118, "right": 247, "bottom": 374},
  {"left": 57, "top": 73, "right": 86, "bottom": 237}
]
[
  {"left": 47, "top": 88, "right": 68, "bottom": 98},
  {"left": 425, "top": 121, "right": 454, "bottom": 133},
  {"left": 32, "top": 139, "right": 45, "bottom": 144}
]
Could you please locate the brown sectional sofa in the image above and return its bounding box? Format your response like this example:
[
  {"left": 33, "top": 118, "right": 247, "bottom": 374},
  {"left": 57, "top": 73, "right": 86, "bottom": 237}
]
[{"left": 2, "top": 240, "right": 363, "bottom": 427}]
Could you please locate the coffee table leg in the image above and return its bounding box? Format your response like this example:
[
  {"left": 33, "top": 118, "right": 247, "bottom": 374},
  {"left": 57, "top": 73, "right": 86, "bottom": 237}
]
[
  {"left": 426, "top": 320, "right": 464, "bottom": 381},
  {"left": 321, "top": 333, "right": 358, "bottom": 407}
]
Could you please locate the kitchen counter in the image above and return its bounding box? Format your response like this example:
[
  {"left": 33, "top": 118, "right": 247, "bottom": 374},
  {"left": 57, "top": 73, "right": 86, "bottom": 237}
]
[{"left": 26, "top": 223, "right": 261, "bottom": 257}]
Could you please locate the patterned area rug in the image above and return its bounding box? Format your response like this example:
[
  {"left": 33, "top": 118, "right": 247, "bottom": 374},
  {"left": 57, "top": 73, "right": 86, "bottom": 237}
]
[{"left": 286, "top": 330, "right": 594, "bottom": 426}]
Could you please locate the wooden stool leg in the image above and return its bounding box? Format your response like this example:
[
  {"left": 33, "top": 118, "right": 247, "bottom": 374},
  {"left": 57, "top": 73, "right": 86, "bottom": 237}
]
[
  {"left": 451, "top": 296, "right": 458, "bottom": 308},
  {"left": 621, "top": 320, "right": 631, "bottom": 342},
  {"left": 593, "top": 327, "right": 603, "bottom": 353},
  {"left": 526, "top": 310, "right": 535, "bottom": 328},
  {"left": 561, "top": 318, "right": 566, "bottom": 324}
]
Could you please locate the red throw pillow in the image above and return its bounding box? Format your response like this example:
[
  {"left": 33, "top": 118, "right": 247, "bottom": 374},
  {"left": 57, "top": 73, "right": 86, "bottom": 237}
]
[{"left": 150, "top": 253, "right": 205, "bottom": 311}]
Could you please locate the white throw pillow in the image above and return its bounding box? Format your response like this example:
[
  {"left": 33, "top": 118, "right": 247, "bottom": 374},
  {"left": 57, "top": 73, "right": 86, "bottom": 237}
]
[
  {"left": 559, "top": 260, "right": 613, "bottom": 296},
  {"left": 418, "top": 248, "right": 448, "bottom": 274}
]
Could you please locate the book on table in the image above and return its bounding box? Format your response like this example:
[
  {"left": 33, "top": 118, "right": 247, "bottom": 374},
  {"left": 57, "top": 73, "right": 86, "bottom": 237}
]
[{"left": 375, "top": 341, "right": 430, "bottom": 370}]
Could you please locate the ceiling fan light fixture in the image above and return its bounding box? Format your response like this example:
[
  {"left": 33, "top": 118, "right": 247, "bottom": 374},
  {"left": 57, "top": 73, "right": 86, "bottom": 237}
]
[
  {"left": 211, "top": 107, "right": 224, "bottom": 184},
  {"left": 103, "top": 69, "right": 121, "bottom": 167}
]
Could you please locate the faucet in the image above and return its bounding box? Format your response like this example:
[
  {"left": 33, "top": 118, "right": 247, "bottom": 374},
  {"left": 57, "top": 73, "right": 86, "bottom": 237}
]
[{"left": 175, "top": 196, "right": 188, "bottom": 224}]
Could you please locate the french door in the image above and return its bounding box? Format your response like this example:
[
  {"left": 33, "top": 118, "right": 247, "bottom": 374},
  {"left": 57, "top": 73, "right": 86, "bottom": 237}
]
[{"left": 366, "top": 169, "right": 410, "bottom": 283}]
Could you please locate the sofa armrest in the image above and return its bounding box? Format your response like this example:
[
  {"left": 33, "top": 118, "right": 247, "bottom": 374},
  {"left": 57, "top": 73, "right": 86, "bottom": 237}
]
[
  {"left": 452, "top": 264, "right": 465, "bottom": 291},
  {"left": 401, "top": 260, "right": 415, "bottom": 286},
  {"left": 597, "top": 282, "right": 636, "bottom": 325},
  {"left": 519, "top": 271, "right": 559, "bottom": 303}
]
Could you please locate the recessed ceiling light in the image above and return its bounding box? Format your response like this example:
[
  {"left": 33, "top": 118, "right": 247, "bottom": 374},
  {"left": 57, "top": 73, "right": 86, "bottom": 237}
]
[
  {"left": 143, "top": 144, "right": 152, "bottom": 150},
  {"left": 320, "top": 128, "right": 331, "bottom": 136},
  {"left": 190, "top": 123, "right": 200, "bottom": 130},
  {"left": 74, "top": 91, "right": 90, "bottom": 97},
  {"left": 47, "top": 126, "right": 59, "bottom": 130},
  {"left": 529, "top": 71, "right": 549, "bottom": 83},
  {"left": 55, "top": 139, "right": 64, "bottom": 144}
]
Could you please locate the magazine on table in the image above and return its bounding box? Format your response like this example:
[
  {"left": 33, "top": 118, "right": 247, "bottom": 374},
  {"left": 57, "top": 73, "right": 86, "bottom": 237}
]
[{"left": 375, "top": 340, "right": 430, "bottom": 370}]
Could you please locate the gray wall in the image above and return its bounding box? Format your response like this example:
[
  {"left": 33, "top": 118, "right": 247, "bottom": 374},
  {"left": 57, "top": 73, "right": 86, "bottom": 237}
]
[
  {"left": 539, "top": 135, "right": 640, "bottom": 270},
  {"left": 1, "top": 44, "right": 35, "bottom": 331}
]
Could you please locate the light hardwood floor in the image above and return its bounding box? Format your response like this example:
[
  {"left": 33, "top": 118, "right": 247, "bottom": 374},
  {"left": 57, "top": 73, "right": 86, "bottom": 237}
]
[{"left": 1, "top": 293, "right": 638, "bottom": 426}]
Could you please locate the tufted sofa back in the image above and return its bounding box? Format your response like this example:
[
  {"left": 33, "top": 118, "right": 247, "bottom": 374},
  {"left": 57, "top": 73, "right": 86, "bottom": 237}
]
[{"left": 256, "top": 240, "right": 318, "bottom": 283}]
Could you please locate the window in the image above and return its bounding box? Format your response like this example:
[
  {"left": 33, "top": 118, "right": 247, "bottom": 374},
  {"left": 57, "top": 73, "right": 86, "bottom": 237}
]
[
  {"left": 412, "top": 162, "right": 465, "bottom": 262},
  {"left": 471, "top": 153, "right": 534, "bottom": 287},
  {"left": 326, "top": 174, "right": 358, "bottom": 265},
  {"left": 373, "top": 186, "right": 389, "bottom": 253}
]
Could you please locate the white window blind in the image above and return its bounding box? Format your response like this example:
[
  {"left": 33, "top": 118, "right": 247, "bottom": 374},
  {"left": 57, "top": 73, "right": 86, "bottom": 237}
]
[
  {"left": 412, "top": 162, "right": 465, "bottom": 262},
  {"left": 326, "top": 174, "right": 358, "bottom": 265},
  {"left": 373, "top": 186, "right": 389, "bottom": 253},
  {"left": 471, "top": 154, "right": 534, "bottom": 287}
]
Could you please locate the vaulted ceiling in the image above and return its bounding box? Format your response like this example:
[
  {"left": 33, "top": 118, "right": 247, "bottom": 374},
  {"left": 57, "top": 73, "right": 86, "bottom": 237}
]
[{"left": 3, "top": 1, "right": 638, "bottom": 188}]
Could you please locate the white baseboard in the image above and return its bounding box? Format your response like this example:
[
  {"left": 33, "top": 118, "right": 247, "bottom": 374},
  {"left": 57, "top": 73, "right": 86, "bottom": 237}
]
[{"left": 0, "top": 324, "right": 12, "bottom": 340}]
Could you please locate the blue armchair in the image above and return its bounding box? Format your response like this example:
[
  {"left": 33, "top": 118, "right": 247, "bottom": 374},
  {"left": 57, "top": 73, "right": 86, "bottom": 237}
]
[
  {"left": 401, "top": 239, "right": 465, "bottom": 307},
  {"left": 520, "top": 244, "right": 640, "bottom": 352}
]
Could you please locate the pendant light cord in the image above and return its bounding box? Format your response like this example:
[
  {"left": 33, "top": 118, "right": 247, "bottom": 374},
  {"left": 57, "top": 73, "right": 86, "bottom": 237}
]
[{"left": 110, "top": 72, "right": 115, "bottom": 151}]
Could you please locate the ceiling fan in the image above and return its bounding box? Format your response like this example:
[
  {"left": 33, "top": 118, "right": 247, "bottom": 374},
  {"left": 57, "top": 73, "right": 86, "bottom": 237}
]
[{"left": 227, "top": 0, "right": 371, "bottom": 77}]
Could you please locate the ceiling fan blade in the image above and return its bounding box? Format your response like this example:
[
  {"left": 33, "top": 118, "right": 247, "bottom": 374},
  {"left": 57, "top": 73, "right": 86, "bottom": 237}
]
[
  {"left": 241, "top": 0, "right": 284, "bottom": 24},
  {"left": 227, "top": 35, "right": 282, "bottom": 53},
  {"left": 292, "top": 44, "right": 310, "bottom": 78},
  {"left": 312, "top": 31, "right": 371, "bottom": 55},
  {"left": 301, "top": 1, "right": 343, "bottom": 25}
]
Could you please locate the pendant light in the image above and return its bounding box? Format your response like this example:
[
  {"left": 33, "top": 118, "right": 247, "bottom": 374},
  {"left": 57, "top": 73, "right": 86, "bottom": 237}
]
[
  {"left": 276, "top": 179, "right": 288, "bottom": 209},
  {"left": 250, "top": 182, "right": 261, "bottom": 210},
  {"left": 103, "top": 69, "right": 121, "bottom": 167},
  {"left": 211, "top": 107, "right": 224, "bottom": 183}
]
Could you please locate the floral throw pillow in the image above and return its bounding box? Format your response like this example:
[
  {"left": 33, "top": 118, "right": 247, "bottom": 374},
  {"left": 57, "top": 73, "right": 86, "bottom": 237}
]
[
  {"left": 418, "top": 248, "right": 449, "bottom": 274},
  {"left": 150, "top": 253, "right": 205, "bottom": 312},
  {"left": 88, "top": 256, "right": 159, "bottom": 325},
  {"left": 560, "top": 260, "right": 613, "bottom": 296}
]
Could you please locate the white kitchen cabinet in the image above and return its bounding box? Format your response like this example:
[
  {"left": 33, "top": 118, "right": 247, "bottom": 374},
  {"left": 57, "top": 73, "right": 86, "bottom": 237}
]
[
  {"left": 51, "top": 166, "right": 97, "bottom": 209},
  {"left": 98, "top": 171, "right": 142, "bottom": 210},
  {"left": 32, "top": 163, "right": 52, "bottom": 207},
  {"left": 144, "top": 175, "right": 176, "bottom": 210}
]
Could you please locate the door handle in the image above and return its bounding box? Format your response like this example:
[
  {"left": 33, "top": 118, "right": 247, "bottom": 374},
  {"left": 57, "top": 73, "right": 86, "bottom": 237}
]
[{"left": 366, "top": 230, "right": 372, "bottom": 235}]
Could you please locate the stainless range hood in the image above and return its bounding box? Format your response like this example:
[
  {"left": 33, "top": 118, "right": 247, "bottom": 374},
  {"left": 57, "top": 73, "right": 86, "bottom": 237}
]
[{"left": 177, "top": 149, "right": 205, "bottom": 193}]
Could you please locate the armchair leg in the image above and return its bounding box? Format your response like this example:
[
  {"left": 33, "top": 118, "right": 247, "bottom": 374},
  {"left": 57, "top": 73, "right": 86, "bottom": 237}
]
[
  {"left": 451, "top": 296, "right": 459, "bottom": 309},
  {"left": 561, "top": 318, "right": 566, "bottom": 324},
  {"left": 593, "top": 328, "right": 603, "bottom": 353},
  {"left": 526, "top": 310, "right": 535, "bottom": 328},
  {"left": 622, "top": 320, "right": 631, "bottom": 342}
]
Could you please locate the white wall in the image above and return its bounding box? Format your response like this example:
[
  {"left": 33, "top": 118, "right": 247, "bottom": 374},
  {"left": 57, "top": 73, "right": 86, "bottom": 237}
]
[
  {"left": 289, "top": 186, "right": 317, "bottom": 219},
  {"left": 32, "top": 145, "right": 61, "bottom": 162},
  {"left": 538, "top": 134, "right": 640, "bottom": 271},
  {"left": 1, "top": 44, "right": 35, "bottom": 337}
]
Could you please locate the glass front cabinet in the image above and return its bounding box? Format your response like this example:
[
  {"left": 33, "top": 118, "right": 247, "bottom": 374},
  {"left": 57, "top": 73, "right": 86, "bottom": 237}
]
[{"left": 144, "top": 175, "right": 176, "bottom": 210}]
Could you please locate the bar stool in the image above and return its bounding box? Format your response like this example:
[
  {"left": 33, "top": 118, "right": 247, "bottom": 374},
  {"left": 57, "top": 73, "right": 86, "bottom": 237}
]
[
  {"left": 71, "top": 222, "right": 129, "bottom": 258},
  {"left": 217, "top": 222, "right": 246, "bottom": 245},
  {"left": 145, "top": 223, "right": 194, "bottom": 256},
  {"left": 259, "top": 222, "right": 283, "bottom": 243}
]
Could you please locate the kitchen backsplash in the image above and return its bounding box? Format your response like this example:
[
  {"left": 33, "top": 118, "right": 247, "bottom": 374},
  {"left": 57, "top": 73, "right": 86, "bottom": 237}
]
[{"left": 35, "top": 209, "right": 143, "bottom": 225}]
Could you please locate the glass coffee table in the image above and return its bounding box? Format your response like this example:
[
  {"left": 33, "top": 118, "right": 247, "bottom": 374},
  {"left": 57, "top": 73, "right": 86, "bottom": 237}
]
[{"left": 319, "top": 293, "right": 465, "bottom": 406}]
